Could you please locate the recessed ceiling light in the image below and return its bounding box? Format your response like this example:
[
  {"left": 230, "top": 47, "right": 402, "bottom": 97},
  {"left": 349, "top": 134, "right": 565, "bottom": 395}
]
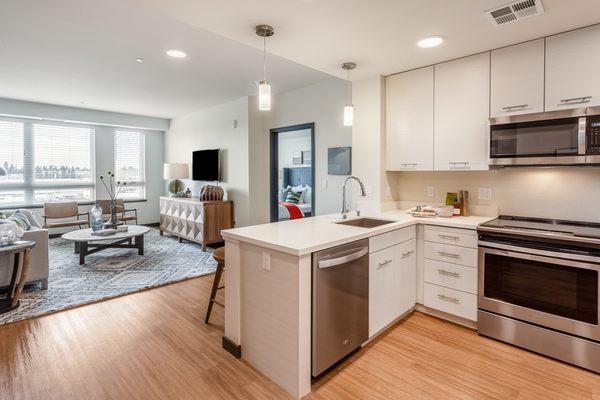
[
  {"left": 417, "top": 36, "right": 444, "bottom": 48},
  {"left": 136, "top": 57, "right": 144, "bottom": 63},
  {"left": 166, "top": 49, "right": 187, "bottom": 58}
]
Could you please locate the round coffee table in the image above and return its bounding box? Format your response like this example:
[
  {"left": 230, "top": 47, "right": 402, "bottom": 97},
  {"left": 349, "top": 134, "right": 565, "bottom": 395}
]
[{"left": 62, "top": 225, "right": 150, "bottom": 265}]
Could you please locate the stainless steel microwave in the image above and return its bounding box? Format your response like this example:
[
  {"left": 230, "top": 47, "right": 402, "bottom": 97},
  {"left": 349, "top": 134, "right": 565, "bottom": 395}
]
[{"left": 489, "top": 106, "right": 600, "bottom": 166}]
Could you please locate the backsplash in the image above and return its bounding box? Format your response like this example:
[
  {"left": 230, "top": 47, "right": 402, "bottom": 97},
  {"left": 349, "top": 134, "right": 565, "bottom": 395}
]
[{"left": 392, "top": 168, "right": 600, "bottom": 222}]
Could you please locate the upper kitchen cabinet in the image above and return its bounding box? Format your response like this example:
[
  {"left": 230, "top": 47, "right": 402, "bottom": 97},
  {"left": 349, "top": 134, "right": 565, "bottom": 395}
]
[
  {"left": 386, "top": 66, "right": 434, "bottom": 171},
  {"left": 490, "top": 39, "right": 545, "bottom": 117},
  {"left": 545, "top": 25, "right": 600, "bottom": 111},
  {"left": 434, "top": 53, "right": 490, "bottom": 171}
]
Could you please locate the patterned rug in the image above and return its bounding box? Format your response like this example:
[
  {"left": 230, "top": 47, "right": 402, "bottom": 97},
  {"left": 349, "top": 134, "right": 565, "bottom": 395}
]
[{"left": 0, "top": 228, "right": 217, "bottom": 325}]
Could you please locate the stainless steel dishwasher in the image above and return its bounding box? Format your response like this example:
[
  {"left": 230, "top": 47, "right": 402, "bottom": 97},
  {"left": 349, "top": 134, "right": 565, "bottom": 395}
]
[{"left": 312, "top": 239, "right": 369, "bottom": 377}]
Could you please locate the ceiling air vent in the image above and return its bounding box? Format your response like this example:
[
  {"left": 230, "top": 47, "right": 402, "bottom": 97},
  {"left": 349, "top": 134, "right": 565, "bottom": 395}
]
[{"left": 485, "top": 0, "right": 545, "bottom": 26}]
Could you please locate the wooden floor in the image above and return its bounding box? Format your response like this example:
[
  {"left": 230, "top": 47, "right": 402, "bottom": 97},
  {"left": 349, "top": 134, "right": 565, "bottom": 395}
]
[{"left": 1, "top": 275, "right": 598, "bottom": 400}]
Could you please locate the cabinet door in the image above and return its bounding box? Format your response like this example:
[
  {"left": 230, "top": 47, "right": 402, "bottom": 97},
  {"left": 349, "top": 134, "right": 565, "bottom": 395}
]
[
  {"left": 386, "top": 66, "right": 434, "bottom": 171},
  {"left": 369, "top": 245, "right": 399, "bottom": 337},
  {"left": 490, "top": 39, "right": 544, "bottom": 117},
  {"left": 397, "top": 239, "right": 416, "bottom": 315},
  {"left": 434, "top": 53, "right": 490, "bottom": 171},
  {"left": 546, "top": 25, "right": 600, "bottom": 111}
]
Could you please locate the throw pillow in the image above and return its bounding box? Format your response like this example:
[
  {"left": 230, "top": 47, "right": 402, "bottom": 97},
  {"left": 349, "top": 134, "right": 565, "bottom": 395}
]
[
  {"left": 7, "top": 210, "right": 31, "bottom": 231},
  {"left": 279, "top": 186, "right": 292, "bottom": 202},
  {"left": 17, "top": 209, "right": 42, "bottom": 228},
  {"left": 285, "top": 190, "right": 303, "bottom": 204}
]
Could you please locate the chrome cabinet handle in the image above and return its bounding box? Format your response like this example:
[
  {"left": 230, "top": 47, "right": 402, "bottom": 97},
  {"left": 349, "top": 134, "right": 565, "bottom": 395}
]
[
  {"left": 377, "top": 259, "right": 392, "bottom": 268},
  {"left": 437, "top": 294, "right": 460, "bottom": 303},
  {"left": 437, "top": 234, "right": 459, "bottom": 240},
  {"left": 438, "top": 269, "right": 460, "bottom": 277},
  {"left": 437, "top": 251, "right": 460, "bottom": 258},
  {"left": 402, "top": 250, "right": 414, "bottom": 258},
  {"left": 560, "top": 96, "right": 591, "bottom": 105},
  {"left": 449, "top": 161, "right": 470, "bottom": 169},
  {"left": 502, "top": 104, "right": 528, "bottom": 111},
  {"left": 401, "top": 163, "right": 417, "bottom": 168}
]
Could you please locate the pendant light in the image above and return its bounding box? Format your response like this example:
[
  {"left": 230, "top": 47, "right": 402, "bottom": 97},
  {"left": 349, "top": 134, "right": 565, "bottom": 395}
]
[
  {"left": 342, "top": 62, "right": 356, "bottom": 126},
  {"left": 256, "top": 25, "right": 274, "bottom": 111}
]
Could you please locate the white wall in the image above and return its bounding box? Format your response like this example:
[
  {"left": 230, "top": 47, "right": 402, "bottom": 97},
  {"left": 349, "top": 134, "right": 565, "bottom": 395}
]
[
  {"left": 264, "top": 78, "right": 352, "bottom": 217},
  {"left": 165, "top": 97, "right": 251, "bottom": 227}
]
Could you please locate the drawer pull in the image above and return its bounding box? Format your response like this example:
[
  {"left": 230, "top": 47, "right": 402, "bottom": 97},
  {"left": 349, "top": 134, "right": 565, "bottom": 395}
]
[
  {"left": 401, "top": 163, "right": 417, "bottom": 168},
  {"left": 438, "top": 269, "right": 460, "bottom": 277},
  {"left": 437, "top": 294, "right": 460, "bottom": 303},
  {"left": 437, "top": 251, "right": 460, "bottom": 258},
  {"left": 377, "top": 259, "right": 392, "bottom": 268},
  {"left": 449, "top": 161, "right": 470, "bottom": 170},
  {"left": 402, "top": 250, "right": 414, "bottom": 258},
  {"left": 437, "top": 234, "right": 459, "bottom": 240},
  {"left": 560, "top": 96, "right": 591, "bottom": 105},
  {"left": 502, "top": 104, "right": 528, "bottom": 111}
]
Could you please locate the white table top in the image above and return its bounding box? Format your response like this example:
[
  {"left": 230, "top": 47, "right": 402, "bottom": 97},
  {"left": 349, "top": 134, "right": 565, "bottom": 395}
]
[{"left": 61, "top": 225, "right": 150, "bottom": 242}]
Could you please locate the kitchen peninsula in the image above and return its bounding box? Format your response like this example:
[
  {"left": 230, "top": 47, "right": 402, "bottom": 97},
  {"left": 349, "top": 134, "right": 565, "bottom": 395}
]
[{"left": 221, "top": 210, "right": 494, "bottom": 399}]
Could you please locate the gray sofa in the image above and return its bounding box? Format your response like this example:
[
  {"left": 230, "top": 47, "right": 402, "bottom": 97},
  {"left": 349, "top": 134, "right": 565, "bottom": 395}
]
[{"left": 0, "top": 209, "right": 49, "bottom": 289}]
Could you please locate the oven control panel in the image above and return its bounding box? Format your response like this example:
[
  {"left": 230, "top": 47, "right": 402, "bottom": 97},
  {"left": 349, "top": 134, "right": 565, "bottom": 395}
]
[{"left": 587, "top": 116, "right": 600, "bottom": 155}]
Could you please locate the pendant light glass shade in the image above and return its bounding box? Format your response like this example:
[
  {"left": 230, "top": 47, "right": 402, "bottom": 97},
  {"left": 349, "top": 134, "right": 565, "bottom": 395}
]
[
  {"left": 259, "top": 80, "right": 272, "bottom": 111},
  {"left": 343, "top": 105, "right": 354, "bottom": 126}
]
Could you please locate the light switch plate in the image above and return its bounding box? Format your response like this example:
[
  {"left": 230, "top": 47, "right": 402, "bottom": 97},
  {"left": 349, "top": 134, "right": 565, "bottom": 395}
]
[
  {"left": 479, "top": 188, "right": 492, "bottom": 201},
  {"left": 262, "top": 251, "right": 270, "bottom": 271},
  {"left": 426, "top": 186, "right": 435, "bottom": 198},
  {"left": 322, "top": 179, "right": 328, "bottom": 189}
]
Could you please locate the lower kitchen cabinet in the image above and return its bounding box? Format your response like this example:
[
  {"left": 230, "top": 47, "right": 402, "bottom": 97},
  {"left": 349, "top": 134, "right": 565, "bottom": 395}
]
[{"left": 369, "top": 238, "right": 416, "bottom": 337}]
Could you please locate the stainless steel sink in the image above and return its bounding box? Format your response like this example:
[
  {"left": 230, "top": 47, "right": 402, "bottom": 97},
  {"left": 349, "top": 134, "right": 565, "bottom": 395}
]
[{"left": 335, "top": 218, "right": 395, "bottom": 228}]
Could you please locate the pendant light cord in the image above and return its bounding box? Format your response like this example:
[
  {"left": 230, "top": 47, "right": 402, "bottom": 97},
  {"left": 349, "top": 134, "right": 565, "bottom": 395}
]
[
  {"left": 263, "top": 36, "right": 267, "bottom": 82},
  {"left": 347, "top": 69, "right": 351, "bottom": 105}
]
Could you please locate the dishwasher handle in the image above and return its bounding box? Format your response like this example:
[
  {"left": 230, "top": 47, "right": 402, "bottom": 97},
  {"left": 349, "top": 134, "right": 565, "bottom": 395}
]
[{"left": 318, "top": 247, "right": 368, "bottom": 269}]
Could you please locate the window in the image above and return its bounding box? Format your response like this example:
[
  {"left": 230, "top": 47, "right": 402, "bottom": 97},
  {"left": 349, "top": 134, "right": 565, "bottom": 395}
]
[
  {"left": 0, "top": 118, "right": 95, "bottom": 206},
  {"left": 114, "top": 130, "right": 145, "bottom": 199}
]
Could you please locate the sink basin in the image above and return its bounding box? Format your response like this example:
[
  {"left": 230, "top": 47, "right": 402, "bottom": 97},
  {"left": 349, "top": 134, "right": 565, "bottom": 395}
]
[{"left": 335, "top": 218, "right": 395, "bottom": 228}]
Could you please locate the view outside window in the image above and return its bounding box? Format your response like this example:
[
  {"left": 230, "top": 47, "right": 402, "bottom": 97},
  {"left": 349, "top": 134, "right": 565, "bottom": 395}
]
[
  {"left": 114, "top": 130, "right": 145, "bottom": 199},
  {"left": 0, "top": 120, "right": 24, "bottom": 183}
]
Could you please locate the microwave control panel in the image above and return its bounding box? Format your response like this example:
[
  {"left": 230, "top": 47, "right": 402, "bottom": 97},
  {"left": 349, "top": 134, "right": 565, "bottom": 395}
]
[{"left": 588, "top": 116, "right": 600, "bottom": 155}]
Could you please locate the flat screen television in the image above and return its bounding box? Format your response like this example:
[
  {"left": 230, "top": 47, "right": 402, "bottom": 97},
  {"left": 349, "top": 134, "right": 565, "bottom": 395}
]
[{"left": 192, "top": 149, "right": 220, "bottom": 181}]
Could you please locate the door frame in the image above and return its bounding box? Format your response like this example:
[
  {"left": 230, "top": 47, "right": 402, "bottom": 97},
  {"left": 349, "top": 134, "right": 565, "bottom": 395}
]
[{"left": 270, "top": 122, "right": 316, "bottom": 222}]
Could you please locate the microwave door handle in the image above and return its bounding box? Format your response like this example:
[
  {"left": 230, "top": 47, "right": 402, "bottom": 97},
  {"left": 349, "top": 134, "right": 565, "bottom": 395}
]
[{"left": 578, "top": 117, "right": 587, "bottom": 155}]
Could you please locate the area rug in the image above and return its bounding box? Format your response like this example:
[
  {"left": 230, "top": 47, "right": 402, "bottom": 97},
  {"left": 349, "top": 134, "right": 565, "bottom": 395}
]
[{"left": 0, "top": 228, "right": 217, "bottom": 325}]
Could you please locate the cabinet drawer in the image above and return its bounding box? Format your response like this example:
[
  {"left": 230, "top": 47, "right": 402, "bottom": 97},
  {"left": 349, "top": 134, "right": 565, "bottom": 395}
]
[
  {"left": 424, "top": 283, "right": 477, "bottom": 321},
  {"left": 424, "top": 226, "right": 477, "bottom": 248},
  {"left": 424, "top": 241, "right": 477, "bottom": 267},
  {"left": 424, "top": 259, "right": 477, "bottom": 294},
  {"left": 369, "top": 225, "right": 415, "bottom": 253}
]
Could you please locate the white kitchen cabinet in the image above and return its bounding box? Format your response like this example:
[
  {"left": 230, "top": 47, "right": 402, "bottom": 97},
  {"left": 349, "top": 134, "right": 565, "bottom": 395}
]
[
  {"left": 545, "top": 25, "right": 600, "bottom": 111},
  {"left": 386, "top": 66, "right": 434, "bottom": 171},
  {"left": 434, "top": 53, "right": 490, "bottom": 171},
  {"left": 369, "top": 238, "right": 416, "bottom": 337},
  {"left": 490, "top": 39, "right": 545, "bottom": 117}
]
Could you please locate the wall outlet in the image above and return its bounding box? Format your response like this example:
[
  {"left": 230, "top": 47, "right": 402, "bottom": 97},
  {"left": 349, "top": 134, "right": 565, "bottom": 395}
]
[
  {"left": 262, "top": 251, "right": 270, "bottom": 271},
  {"left": 322, "top": 179, "right": 328, "bottom": 189},
  {"left": 479, "top": 188, "right": 492, "bottom": 201},
  {"left": 426, "top": 186, "right": 435, "bottom": 198}
]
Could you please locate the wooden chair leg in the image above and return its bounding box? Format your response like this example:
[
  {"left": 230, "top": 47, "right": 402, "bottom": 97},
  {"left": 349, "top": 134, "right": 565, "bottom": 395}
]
[{"left": 205, "top": 261, "right": 224, "bottom": 324}]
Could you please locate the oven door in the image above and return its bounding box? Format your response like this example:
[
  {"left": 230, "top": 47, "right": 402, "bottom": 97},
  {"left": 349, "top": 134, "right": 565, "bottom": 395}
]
[
  {"left": 478, "top": 244, "right": 600, "bottom": 341},
  {"left": 489, "top": 114, "right": 587, "bottom": 166}
]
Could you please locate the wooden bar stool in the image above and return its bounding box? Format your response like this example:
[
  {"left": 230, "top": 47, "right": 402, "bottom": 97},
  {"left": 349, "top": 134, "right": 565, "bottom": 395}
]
[{"left": 205, "top": 246, "right": 225, "bottom": 324}]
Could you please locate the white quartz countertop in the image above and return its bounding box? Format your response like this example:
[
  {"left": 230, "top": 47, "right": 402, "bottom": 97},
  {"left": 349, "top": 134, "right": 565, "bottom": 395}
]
[{"left": 221, "top": 210, "right": 495, "bottom": 256}]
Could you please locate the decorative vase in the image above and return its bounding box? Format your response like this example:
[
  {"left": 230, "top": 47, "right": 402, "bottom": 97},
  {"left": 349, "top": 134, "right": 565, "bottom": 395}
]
[
  {"left": 168, "top": 179, "right": 185, "bottom": 197},
  {"left": 103, "top": 200, "right": 123, "bottom": 229},
  {"left": 200, "top": 185, "right": 224, "bottom": 201}
]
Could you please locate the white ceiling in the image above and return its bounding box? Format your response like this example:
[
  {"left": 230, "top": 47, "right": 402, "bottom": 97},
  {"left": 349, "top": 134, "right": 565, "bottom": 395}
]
[
  {"left": 0, "top": 0, "right": 333, "bottom": 119},
  {"left": 135, "top": 0, "right": 600, "bottom": 80},
  {"left": 3, "top": 0, "right": 600, "bottom": 119}
]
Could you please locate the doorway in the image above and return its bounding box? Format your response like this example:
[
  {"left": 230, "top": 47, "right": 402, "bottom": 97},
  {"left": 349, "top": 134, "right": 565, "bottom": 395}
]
[{"left": 270, "top": 123, "right": 315, "bottom": 222}]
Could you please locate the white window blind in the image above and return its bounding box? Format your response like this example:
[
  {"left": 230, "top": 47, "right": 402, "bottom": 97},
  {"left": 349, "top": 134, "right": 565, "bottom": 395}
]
[
  {"left": 0, "top": 120, "right": 24, "bottom": 184},
  {"left": 114, "top": 130, "right": 145, "bottom": 199},
  {"left": 33, "top": 124, "right": 93, "bottom": 183}
]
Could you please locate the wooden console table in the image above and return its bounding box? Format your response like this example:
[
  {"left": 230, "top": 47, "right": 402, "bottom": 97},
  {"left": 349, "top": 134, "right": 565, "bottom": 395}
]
[
  {"left": 0, "top": 241, "right": 35, "bottom": 314},
  {"left": 159, "top": 197, "right": 234, "bottom": 251}
]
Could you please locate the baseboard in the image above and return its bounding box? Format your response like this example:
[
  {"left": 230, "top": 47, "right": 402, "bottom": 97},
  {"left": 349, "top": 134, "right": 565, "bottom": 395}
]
[
  {"left": 222, "top": 336, "right": 242, "bottom": 358},
  {"left": 414, "top": 303, "right": 477, "bottom": 330}
]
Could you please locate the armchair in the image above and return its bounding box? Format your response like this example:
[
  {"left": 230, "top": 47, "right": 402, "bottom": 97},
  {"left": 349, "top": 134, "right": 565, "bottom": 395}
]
[
  {"left": 96, "top": 199, "right": 138, "bottom": 225},
  {"left": 43, "top": 202, "right": 89, "bottom": 231}
]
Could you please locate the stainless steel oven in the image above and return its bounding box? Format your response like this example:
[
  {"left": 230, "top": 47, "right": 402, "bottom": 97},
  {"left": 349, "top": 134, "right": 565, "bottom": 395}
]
[
  {"left": 489, "top": 106, "right": 600, "bottom": 166},
  {"left": 477, "top": 216, "right": 600, "bottom": 373}
]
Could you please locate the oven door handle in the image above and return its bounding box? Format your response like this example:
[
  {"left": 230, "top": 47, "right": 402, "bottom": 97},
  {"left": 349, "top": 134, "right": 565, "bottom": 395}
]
[{"left": 478, "top": 240, "right": 600, "bottom": 265}]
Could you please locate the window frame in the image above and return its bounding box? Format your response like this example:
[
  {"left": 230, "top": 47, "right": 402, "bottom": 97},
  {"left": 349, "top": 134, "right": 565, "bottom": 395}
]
[
  {"left": 113, "top": 129, "right": 146, "bottom": 200},
  {"left": 0, "top": 116, "right": 96, "bottom": 207}
]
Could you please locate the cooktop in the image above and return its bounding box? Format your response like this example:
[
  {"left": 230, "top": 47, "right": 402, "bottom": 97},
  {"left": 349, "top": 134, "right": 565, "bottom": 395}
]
[{"left": 478, "top": 215, "right": 600, "bottom": 241}]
